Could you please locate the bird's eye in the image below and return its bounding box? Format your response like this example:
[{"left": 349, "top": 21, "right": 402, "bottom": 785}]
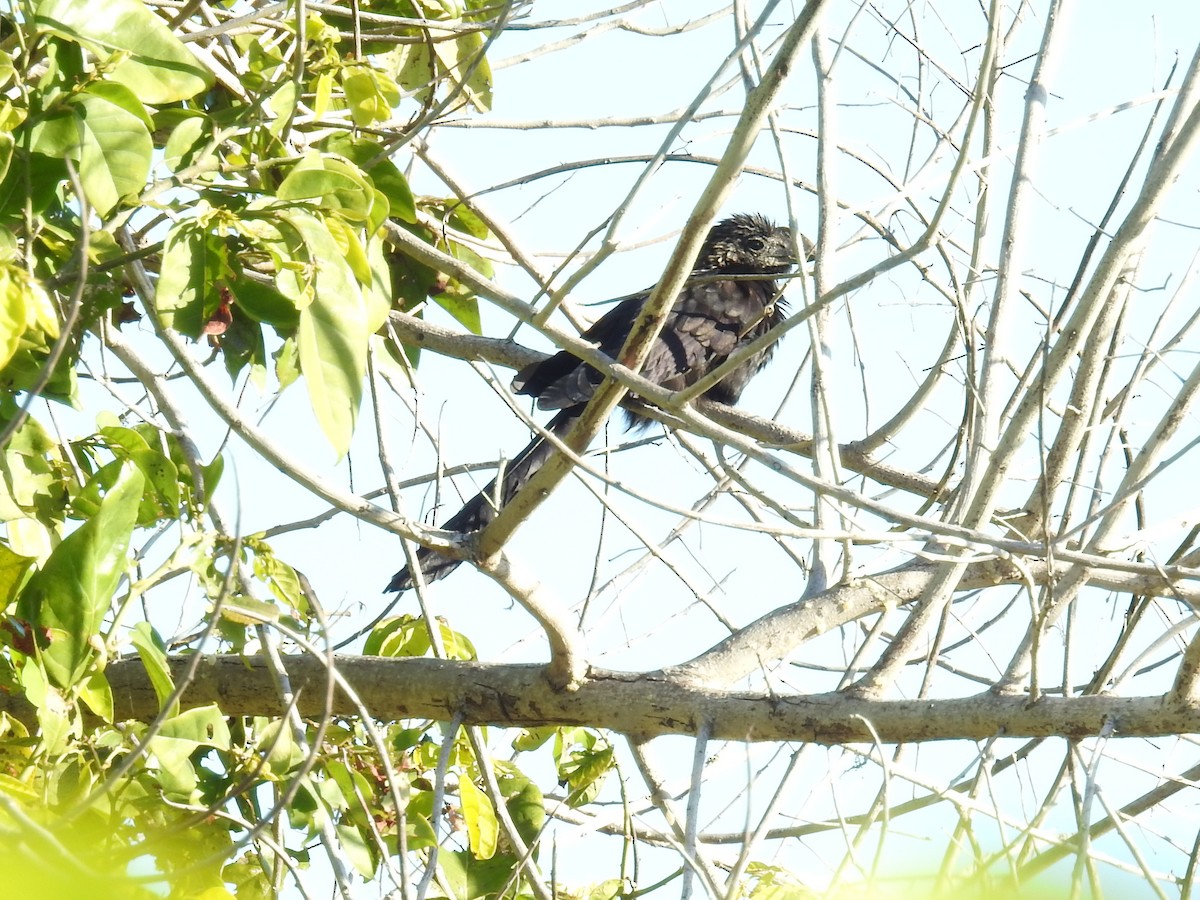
[{"left": 746, "top": 236, "right": 766, "bottom": 252}]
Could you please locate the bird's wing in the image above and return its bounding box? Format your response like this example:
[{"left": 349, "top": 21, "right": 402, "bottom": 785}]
[
  {"left": 639, "top": 279, "right": 772, "bottom": 391},
  {"left": 513, "top": 278, "right": 776, "bottom": 409},
  {"left": 511, "top": 294, "right": 642, "bottom": 410}
]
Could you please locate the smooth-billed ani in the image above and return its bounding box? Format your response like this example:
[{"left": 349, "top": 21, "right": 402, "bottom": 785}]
[{"left": 385, "top": 213, "right": 795, "bottom": 592}]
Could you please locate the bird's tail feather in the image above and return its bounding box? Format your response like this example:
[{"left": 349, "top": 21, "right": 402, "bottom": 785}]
[{"left": 384, "top": 407, "right": 582, "bottom": 592}]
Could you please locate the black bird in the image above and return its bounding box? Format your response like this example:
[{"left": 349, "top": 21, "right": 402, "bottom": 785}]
[{"left": 386, "top": 213, "right": 795, "bottom": 592}]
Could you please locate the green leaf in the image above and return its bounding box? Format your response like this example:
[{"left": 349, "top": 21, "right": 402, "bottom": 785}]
[
  {"left": 556, "top": 729, "right": 614, "bottom": 808},
  {"left": 426, "top": 29, "right": 493, "bottom": 113},
  {"left": 162, "top": 114, "right": 208, "bottom": 173},
  {"left": 20, "top": 661, "right": 73, "bottom": 754},
  {"left": 364, "top": 234, "right": 395, "bottom": 333},
  {"left": 84, "top": 81, "right": 153, "bottom": 131},
  {"left": 0, "top": 151, "right": 67, "bottom": 224},
  {"left": 129, "top": 621, "right": 176, "bottom": 717},
  {"left": 0, "top": 542, "right": 35, "bottom": 608},
  {"left": 35, "top": 0, "right": 212, "bottom": 104},
  {"left": 335, "top": 821, "right": 376, "bottom": 878},
  {"left": 219, "top": 594, "right": 280, "bottom": 626},
  {"left": 0, "top": 271, "right": 25, "bottom": 370},
  {"left": 364, "top": 615, "right": 428, "bottom": 657},
  {"left": 404, "top": 811, "right": 438, "bottom": 851},
  {"left": 218, "top": 301, "right": 267, "bottom": 383},
  {"left": 154, "top": 222, "right": 227, "bottom": 337},
  {"left": 365, "top": 615, "right": 476, "bottom": 660},
  {"left": 440, "top": 850, "right": 520, "bottom": 900},
  {"left": 431, "top": 291, "right": 481, "bottom": 335},
  {"left": 156, "top": 704, "right": 231, "bottom": 748},
  {"left": 149, "top": 706, "right": 231, "bottom": 799},
  {"left": 325, "top": 216, "right": 372, "bottom": 285},
  {"left": 264, "top": 80, "right": 298, "bottom": 137},
  {"left": 511, "top": 726, "right": 555, "bottom": 753},
  {"left": 341, "top": 66, "right": 400, "bottom": 126},
  {"left": 251, "top": 549, "right": 305, "bottom": 613},
  {"left": 277, "top": 154, "right": 375, "bottom": 223},
  {"left": 5, "top": 518, "right": 53, "bottom": 562},
  {"left": 322, "top": 135, "right": 416, "bottom": 223},
  {"left": 71, "top": 83, "right": 153, "bottom": 215},
  {"left": 283, "top": 211, "right": 368, "bottom": 455},
  {"left": 16, "top": 462, "right": 144, "bottom": 687},
  {"left": 256, "top": 719, "right": 305, "bottom": 779},
  {"left": 502, "top": 775, "right": 545, "bottom": 849},
  {"left": 273, "top": 337, "right": 300, "bottom": 391},
  {"left": 229, "top": 280, "right": 299, "bottom": 331},
  {"left": 458, "top": 777, "right": 498, "bottom": 860},
  {"left": 0, "top": 130, "right": 12, "bottom": 185},
  {"left": 78, "top": 668, "right": 113, "bottom": 722},
  {"left": 100, "top": 425, "right": 181, "bottom": 517},
  {"left": 0, "top": 342, "right": 81, "bottom": 409},
  {"left": 28, "top": 111, "right": 80, "bottom": 159}
]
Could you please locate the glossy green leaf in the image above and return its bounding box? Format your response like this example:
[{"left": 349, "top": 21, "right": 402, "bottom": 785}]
[
  {"left": 284, "top": 210, "right": 368, "bottom": 455},
  {"left": 458, "top": 777, "right": 498, "bottom": 860},
  {"left": 440, "top": 849, "right": 519, "bottom": 900},
  {"left": 257, "top": 719, "right": 305, "bottom": 779},
  {"left": 451, "top": 32, "right": 493, "bottom": 113},
  {"left": 156, "top": 704, "right": 231, "bottom": 748},
  {"left": 162, "top": 114, "right": 208, "bottom": 173},
  {"left": 155, "top": 223, "right": 227, "bottom": 337},
  {"left": 100, "top": 425, "right": 181, "bottom": 516},
  {"left": 0, "top": 129, "right": 12, "bottom": 184},
  {"left": 35, "top": 0, "right": 212, "bottom": 103},
  {"left": 0, "top": 271, "right": 24, "bottom": 370},
  {"left": 322, "top": 135, "right": 416, "bottom": 223},
  {"left": 273, "top": 336, "right": 300, "bottom": 390},
  {"left": 0, "top": 150, "right": 67, "bottom": 224},
  {"left": 16, "top": 462, "right": 143, "bottom": 687},
  {"left": 129, "top": 621, "right": 176, "bottom": 717},
  {"left": 27, "top": 111, "right": 80, "bottom": 159},
  {"left": 78, "top": 668, "right": 113, "bottom": 722},
  {"left": 20, "top": 661, "right": 72, "bottom": 754},
  {"left": 71, "top": 83, "right": 153, "bottom": 215},
  {"left": 335, "top": 821, "right": 376, "bottom": 878},
  {"left": 229, "top": 279, "right": 299, "bottom": 331},
  {"left": 278, "top": 155, "right": 374, "bottom": 223},
  {"left": 325, "top": 216, "right": 372, "bottom": 285},
  {"left": 0, "top": 542, "right": 35, "bottom": 607},
  {"left": 501, "top": 774, "right": 545, "bottom": 849},
  {"left": 341, "top": 66, "right": 400, "bottom": 126}
]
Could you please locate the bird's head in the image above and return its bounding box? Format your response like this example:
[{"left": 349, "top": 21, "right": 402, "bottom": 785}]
[{"left": 698, "top": 213, "right": 797, "bottom": 275}]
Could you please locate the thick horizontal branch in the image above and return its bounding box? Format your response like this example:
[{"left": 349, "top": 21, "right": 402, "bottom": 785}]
[{"left": 53, "top": 654, "right": 1200, "bottom": 743}]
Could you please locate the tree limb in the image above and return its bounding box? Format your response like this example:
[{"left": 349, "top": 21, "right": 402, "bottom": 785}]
[{"left": 76, "top": 653, "right": 1200, "bottom": 744}]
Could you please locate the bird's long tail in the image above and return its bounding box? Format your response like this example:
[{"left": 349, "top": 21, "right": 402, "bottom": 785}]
[{"left": 384, "top": 407, "right": 583, "bottom": 592}]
